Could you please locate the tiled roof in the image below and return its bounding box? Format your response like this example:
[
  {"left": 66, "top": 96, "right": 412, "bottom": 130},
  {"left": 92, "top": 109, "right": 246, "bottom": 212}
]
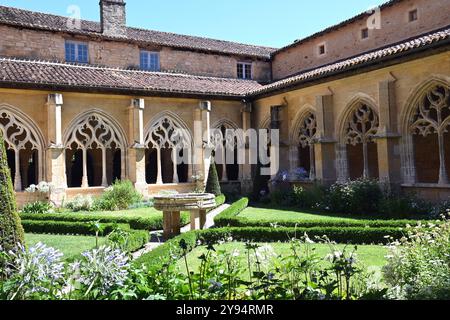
[
  {"left": 0, "top": 28, "right": 448, "bottom": 99},
  {"left": 0, "top": 58, "right": 263, "bottom": 98},
  {"left": 250, "top": 27, "right": 450, "bottom": 96},
  {"left": 0, "top": 5, "right": 276, "bottom": 59}
]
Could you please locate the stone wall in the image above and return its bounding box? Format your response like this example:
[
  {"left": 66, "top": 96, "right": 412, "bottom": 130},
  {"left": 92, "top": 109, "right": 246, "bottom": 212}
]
[
  {"left": 253, "top": 51, "right": 450, "bottom": 200},
  {"left": 0, "top": 25, "right": 271, "bottom": 82},
  {"left": 272, "top": 0, "right": 450, "bottom": 80}
]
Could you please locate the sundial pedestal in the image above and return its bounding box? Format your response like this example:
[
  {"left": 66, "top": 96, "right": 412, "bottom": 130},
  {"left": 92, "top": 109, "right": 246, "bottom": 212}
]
[{"left": 154, "top": 193, "right": 216, "bottom": 240}]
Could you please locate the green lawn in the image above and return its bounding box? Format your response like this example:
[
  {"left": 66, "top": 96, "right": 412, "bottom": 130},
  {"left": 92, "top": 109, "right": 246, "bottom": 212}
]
[
  {"left": 239, "top": 206, "right": 409, "bottom": 222},
  {"left": 25, "top": 233, "right": 107, "bottom": 260},
  {"left": 63, "top": 207, "right": 161, "bottom": 219},
  {"left": 178, "top": 242, "right": 388, "bottom": 275}
]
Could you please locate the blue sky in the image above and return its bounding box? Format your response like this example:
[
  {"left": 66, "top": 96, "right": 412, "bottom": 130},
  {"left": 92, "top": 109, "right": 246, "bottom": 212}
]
[{"left": 0, "top": 0, "right": 388, "bottom": 48}]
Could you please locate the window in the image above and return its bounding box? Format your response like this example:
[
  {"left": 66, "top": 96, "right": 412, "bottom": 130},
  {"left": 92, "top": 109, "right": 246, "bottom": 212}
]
[
  {"left": 140, "top": 51, "right": 160, "bottom": 71},
  {"left": 237, "top": 62, "right": 252, "bottom": 80},
  {"left": 409, "top": 9, "right": 418, "bottom": 22},
  {"left": 318, "top": 44, "right": 326, "bottom": 56},
  {"left": 361, "top": 28, "right": 369, "bottom": 39},
  {"left": 65, "top": 41, "right": 88, "bottom": 63}
]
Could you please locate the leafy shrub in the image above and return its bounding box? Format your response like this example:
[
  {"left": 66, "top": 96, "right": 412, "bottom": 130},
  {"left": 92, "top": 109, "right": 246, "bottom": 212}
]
[
  {"left": 93, "top": 180, "right": 143, "bottom": 211},
  {"left": 205, "top": 161, "right": 222, "bottom": 196},
  {"left": 327, "top": 179, "right": 383, "bottom": 215},
  {"left": 66, "top": 195, "right": 95, "bottom": 212},
  {"left": 22, "top": 201, "right": 53, "bottom": 215},
  {"left": 0, "top": 131, "right": 24, "bottom": 253},
  {"left": 383, "top": 218, "right": 450, "bottom": 300},
  {"left": 289, "top": 184, "right": 327, "bottom": 208}
]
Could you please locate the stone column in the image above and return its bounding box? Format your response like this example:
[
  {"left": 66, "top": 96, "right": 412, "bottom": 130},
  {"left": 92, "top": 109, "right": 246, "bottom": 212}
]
[
  {"left": 315, "top": 94, "right": 337, "bottom": 185},
  {"left": 375, "top": 77, "right": 401, "bottom": 187},
  {"left": 241, "top": 102, "right": 253, "bottom": 193},
  {"left": 128, "top": 98, "right": 148, "bottom": 197},
  {"left": 46, "top": 93, "right": 67, "bottom": 204},
  {"left": 193, "top": 101, "right": 211, "bottom": 190}
]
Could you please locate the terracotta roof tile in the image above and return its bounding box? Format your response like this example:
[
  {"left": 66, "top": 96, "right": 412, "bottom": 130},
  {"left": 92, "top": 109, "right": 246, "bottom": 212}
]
[
  {"left": 0, "top": 58, "right": 263, "bottom": 97},
  {"left": 0, "top": 28, "right": 448, "bottom": 99}
]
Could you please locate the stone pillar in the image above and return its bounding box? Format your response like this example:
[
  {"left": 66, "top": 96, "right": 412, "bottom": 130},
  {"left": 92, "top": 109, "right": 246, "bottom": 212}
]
[
  {"left": 193, "top": 101, "right": 211, "bottom": 190},
  {"left": 241, "top": 102, "right": 253, "bottom": 193},
  {"left": 375, "top": 78, "right": 401, "bottom": 187},
  {"left": 315, "top": 94, "right": 337, "bottom": 185},
  {"left": 128, "top": 98, "right": 148, "bottom": 197},
  {"left": 46, "top": 93, "right": 67, "bottom": 204}
]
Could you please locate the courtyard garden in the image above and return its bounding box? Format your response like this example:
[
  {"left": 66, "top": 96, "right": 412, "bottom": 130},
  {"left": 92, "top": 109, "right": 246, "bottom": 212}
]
[{"left": 1, "top": 136, "right": 449, "bottom": 300}]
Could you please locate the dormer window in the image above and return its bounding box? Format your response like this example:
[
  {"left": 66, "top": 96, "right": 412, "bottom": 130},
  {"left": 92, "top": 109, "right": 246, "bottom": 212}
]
[
  {"left": 140, "top": 51, "right": 160, "bottom": 71},
  {"left": 409, "top": 9, "right": 418, "bottom": 22},
  {"left": 65, "top": 40, "right": 89, "bottom": 63},
  {"left": 237, "top": 62, "right": 252, "bottom": 80}
]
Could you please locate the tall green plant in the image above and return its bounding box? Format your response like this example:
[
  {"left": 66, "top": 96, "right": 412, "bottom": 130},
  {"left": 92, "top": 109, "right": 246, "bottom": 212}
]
[
  {"left": 0, "top": 131, "right": 25, "bottom": 253},
  {"left": 205, "top": 161, "right": 222, "bottom": 196}
]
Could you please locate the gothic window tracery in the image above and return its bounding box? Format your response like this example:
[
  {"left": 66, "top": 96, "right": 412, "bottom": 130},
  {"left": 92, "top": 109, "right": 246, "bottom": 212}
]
[
  {"left": 337, "top": 103, "right": 379, "bottom": 181},
  {"left": 297, "top": 112, "right": 317, "bottom": 180},
  {"left": 65, "top": 113, "right": 125, "bottom": 188},
  {"left": 0, "top": 109, "right": 43, "bottom": 191},
  {"left": 144, "top": 116, "right": 191, "bottom": 185},
  {"left": 409, "top": 85, "right": 450, "bottom": 184}
]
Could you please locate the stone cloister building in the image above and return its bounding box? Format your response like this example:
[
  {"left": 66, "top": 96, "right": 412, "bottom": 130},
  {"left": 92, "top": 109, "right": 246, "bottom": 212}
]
[{"left": 0, "top": 0, "right": 449, "bottom": 205}]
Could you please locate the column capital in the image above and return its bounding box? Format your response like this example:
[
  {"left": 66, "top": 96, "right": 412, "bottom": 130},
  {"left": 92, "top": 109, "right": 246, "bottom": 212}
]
[
  {"left": 131, "top": 98, "right": 145, "bottom": 110},
  {"left": 198, "top": 100, "right": 212, "bottom": 112},
  {"left": 241, "top": 101, "right": 252, "bottom": 113},
  {"left": 47, "top": 93, "right": 63, "bottom": 106}
]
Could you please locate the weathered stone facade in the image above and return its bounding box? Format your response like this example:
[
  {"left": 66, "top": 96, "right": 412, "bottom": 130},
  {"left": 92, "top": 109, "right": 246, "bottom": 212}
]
[{"left": 0, "top": 0, "right": 449, "bottom": 205}]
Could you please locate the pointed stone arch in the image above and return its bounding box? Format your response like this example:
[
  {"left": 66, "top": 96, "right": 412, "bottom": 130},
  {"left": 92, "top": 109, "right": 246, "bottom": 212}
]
[
  {"left": 63, "top": 109, "right": 128, "bottom": 188},
  {"left": 399, "top": 75, "right": 450, "bottom": 185},
  {"left": 210, "top": 118, "right": 243, "bottom": 182},
  {"left": 289, "top": 105, "right": 318, "bottom": 180},
  {"left": 336, "top": 94, "right": 380, "bottom": 182},
  {"left": 0, "top": 103, "right": 46, "bottom": 190},
  {"left": 144, "top": 110, "right": 193, "bottom": 185}
]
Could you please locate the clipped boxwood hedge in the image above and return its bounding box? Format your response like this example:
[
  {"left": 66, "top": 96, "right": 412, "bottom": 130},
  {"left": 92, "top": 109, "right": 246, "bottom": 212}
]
[
  {"left": 214, "top": 194, "right": 226, "bottom": 207},
  {"left": 121, "top": 229, "right": 150, "bottom": 253},
  {"left": 21, "top": 220, "right": 130, "bottom": 236},
  {"left": 20, "top": 212, "right": 190, "bottom": 231},
  {"left": 214, "top": 197, "right": 249, "bottom": 226},
  {"left": 216, "top": 216, "right": 422, "bottom": 229},
  {"left": 214, "top": 198, "right": 421, "bottom": 229}
]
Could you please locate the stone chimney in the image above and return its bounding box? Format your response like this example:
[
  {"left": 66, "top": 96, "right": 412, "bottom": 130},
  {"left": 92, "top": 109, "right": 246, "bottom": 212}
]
[{"left": 100, "top": 0, "right": 127, "bottom": 37}]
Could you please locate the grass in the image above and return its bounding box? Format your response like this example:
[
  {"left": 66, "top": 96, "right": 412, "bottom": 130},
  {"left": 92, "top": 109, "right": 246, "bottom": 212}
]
[
  {"left": 25, "top": 233, "right": 107, "bottom": 260},
  {"left": 239, "top": 206, "right": 418, "bottom": 222},
  {"left": 178, "top": 242, "right": 388, "bottom": 276},
  {"left": 62, "top": 207, "right": 161, "bottom": 219}
]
